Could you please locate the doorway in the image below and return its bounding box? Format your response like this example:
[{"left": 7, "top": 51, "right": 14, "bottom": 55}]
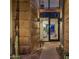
[{"left": 40, "top": 12, "right": 60, "bottom": 41}]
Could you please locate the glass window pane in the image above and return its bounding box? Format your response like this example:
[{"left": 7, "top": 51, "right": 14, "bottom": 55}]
[
  {"left": 50, "top": 18, "right": 58, "bottom": 40},
  {"left": 40, "top": 18, "right": 49, "bottom": 41},
  {"left": 40, "top": 0, "right": 59, "bottom": 8},
  {"left": 50, "top": 0, "right": 59, "bottom": 7},
  {"left": 40, "top": 0, "right": 48, "bottom": 8}
]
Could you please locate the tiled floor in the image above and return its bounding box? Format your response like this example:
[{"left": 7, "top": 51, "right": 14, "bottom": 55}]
[
  {"left": 21, "top": 43, "right": 61, "bottom": 59},
  {"left": 39, "top": 47, "right": 60, "bottom": 59},
  {"left": 11, "top": 43, "right": 61, "bottom": 59},
  {"left": 19, "top": 48, "right": 60, "bottom": 59}
]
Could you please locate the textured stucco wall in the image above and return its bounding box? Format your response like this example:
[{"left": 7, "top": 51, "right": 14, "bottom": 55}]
[{"left": 11, "top": 0, "right": 40, "bottom": 54}]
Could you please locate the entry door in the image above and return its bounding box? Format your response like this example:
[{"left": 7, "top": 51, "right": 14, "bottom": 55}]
[{"left": 40, "top": 18, "right": 59, "bottom": 41}]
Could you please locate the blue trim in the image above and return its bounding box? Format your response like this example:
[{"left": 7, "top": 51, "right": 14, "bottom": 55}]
[{"left": 40, "top": 12, "right": 60, "bottom": 18}]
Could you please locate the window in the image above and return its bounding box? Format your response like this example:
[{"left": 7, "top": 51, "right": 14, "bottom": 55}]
[{"left": 40, "top": 0, "right": 59, "bottom": 8}]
